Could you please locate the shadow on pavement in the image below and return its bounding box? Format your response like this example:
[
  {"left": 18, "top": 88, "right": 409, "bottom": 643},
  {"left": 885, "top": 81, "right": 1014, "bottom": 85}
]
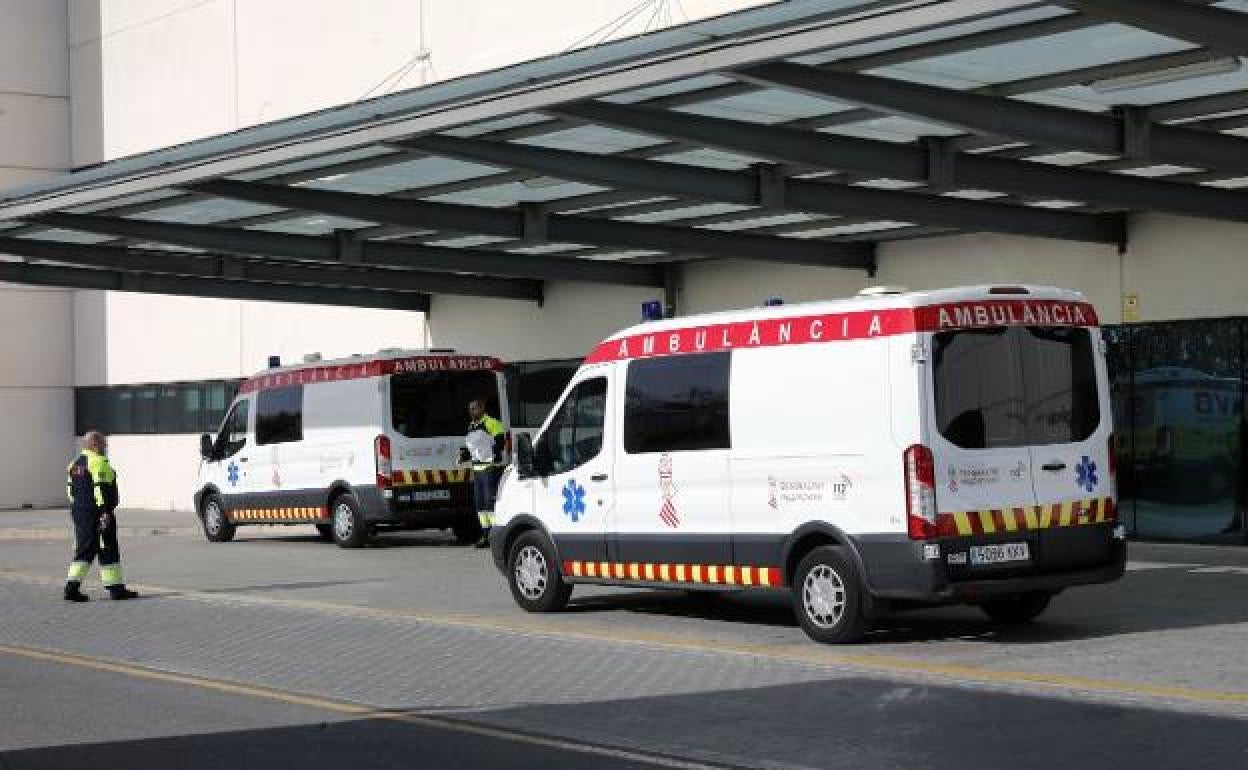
[
  {"left": 0, "top": 716, "right": 647, "bottom": 770},
  {"left": 5, "top": 678, "right": 1246, "bottom": 770},
  {"left": 564, "top": 566, "right": 1248, "bottom": 645}
]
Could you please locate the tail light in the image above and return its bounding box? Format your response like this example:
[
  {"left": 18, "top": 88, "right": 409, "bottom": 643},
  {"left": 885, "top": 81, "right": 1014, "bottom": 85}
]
[
  {"left": 1106, "top": 433, "right": 1118, "bottom": 520},
  {"left": 904, "top": 444, "right": 937, "bottom": 540},
  {"left": 375, "top": 435, "right": 392, "bottom": 489}
]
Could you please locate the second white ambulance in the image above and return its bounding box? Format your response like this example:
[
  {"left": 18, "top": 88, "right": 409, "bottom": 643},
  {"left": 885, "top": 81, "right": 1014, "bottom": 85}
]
[
  {"left": 195, "top": 349, "right": 509, "bottom": 548},
  {"left": 489, "top": 285, "right": 1125, "bottom": 643}
]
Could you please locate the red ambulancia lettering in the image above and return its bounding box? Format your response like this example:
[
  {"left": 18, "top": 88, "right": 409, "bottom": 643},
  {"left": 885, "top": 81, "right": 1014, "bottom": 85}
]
[{"left": 584, "top": 300, "right": 1098, "bottom": 363}]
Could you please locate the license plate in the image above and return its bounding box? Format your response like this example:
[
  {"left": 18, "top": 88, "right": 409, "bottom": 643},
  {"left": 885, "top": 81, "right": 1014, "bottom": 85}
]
[
  {"left": 407, "top": 489, "right": 451, "bottom": 502},
  {"left": 969, "top": 542, "right": 1030, "bottom": 566}
]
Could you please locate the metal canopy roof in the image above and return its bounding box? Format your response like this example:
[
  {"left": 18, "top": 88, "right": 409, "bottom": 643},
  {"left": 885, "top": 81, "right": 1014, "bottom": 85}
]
[{"left": 3, "top": 0, "right": 1248, "bottom": 310}]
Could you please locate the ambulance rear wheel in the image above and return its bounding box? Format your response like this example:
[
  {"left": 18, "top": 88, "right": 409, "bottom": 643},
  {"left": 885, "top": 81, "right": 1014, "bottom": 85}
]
[
  {"left": 331, "top": 494, "right": 369, "bottom": 548},
  {"left": 201, "top": 495, "right": 235, "bottom": 543},
  {"left": 979, "top": 591, "right": 1052, "bottom": 626},
  {"left": 793, "top": 546, "right": 867, "bottom": 644},
  {"left": 507, "top": 530, "right": 572, "bottom": 613}
]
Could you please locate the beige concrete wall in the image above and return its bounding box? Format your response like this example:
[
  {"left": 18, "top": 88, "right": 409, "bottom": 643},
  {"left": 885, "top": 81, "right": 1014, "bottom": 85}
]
[
  {"left": 78, "top": 291, "right": 428, "bottom": 385},
  {"left": 683, "top": 216, "right": 1248, "bottom": 327},
  {"left": 428, "top": 281, "right": 660, "bottom": 361},
  {"left": 106, "top": 434, "right": 202, "bottom": 512},
  {"left": 0, "top": 287, "right": 76, "bottom": 509},
  {"left": 70, "top": 0, "right": 770, "bottom": 164},
  {"left": 0, "top": 0, "right": 72, "bottom": 509}
]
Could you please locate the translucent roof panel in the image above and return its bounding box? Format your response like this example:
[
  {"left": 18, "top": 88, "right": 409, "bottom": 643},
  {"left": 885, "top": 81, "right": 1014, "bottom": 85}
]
[
  {"left": 676, "top": 87, "right": 855, "bottom": 124},
  {"left": 249, "top": 215, "right": 376, "bottom": 235},
  {"left": 821, "top": 116, "right": 962, "bottom": 143},
  {"left": 68, "top": 189, "right": 185, "bottom": 215},
  {"left": 445, "top": 112, "right": 552, "bottom": 138},
  {"left": 21, "top": 229, "right": 115, "bottom": 244},
  {"left": 235, "top": 146, "right": 397, "bottom": 182},
  {"left": 428, "top": 179, "right": 607, "bottom": 207},
  {"left": 603, "top": 74, "right": 738, "bottom": 105},
  {"left": 800, "top": 6, "right": 1076, "bottom": 67},
  {"left": 299, "top": 157, "right": 505, "bottom": 196},
  {"left": 659, "top": 148, "right": 762, "bottom": 170},
  {"left": 879, "top": 23, "right": 1195, "bottom": 87},
  {"left": 519, "top": 125, "right": 661, "bottom": 154},
  {"left": 1028, "top": 67, "right": 1248, "bottom": 113},
  {"left": 133, "top": 198, "right": 285, "bottom": 224},
  {"left": 617, "top": 202, "right": 751, "bottom": 224}
]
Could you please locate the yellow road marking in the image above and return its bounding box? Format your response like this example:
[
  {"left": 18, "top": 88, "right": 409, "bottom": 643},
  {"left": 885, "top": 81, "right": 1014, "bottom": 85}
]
[
  {"left": 0, "top": 643, "right": 730, "bottom": 770},
  {"left": 2, "top": 569, "right": 1246, "bottom": 710}
]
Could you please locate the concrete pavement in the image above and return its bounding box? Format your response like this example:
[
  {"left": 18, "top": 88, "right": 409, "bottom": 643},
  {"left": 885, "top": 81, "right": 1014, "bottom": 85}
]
[{"left": 3, "top": 509, "right": 1247, "bottom": 768}]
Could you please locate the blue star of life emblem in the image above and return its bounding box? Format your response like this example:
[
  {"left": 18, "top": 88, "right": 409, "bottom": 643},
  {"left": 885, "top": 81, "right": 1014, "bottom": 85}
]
[
  {"left": 562, "top": 479, "right": 587, "bottom": 522},
  {"left": 1075, "top": 456, "right": 1098, "bottom": 494},
  {"left": 227, "top": 461, "right": 240, "bottom": 487}
]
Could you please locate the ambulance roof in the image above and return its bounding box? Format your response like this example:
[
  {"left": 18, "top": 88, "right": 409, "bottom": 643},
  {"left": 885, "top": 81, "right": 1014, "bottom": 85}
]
[
  {"left": 602, "top": 285, "right": 1088, "bottom": 343},
  {"left": 244, "top": 349, "right": 500, "bottom": 380}
]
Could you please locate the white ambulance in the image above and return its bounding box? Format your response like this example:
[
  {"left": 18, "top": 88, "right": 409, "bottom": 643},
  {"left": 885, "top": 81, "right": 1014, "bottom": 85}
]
[
  {"left": 490, "top": 286, "right": 1125, "bottom": 643},
  {"left": 194, "top": 349, "right": 509, "bottom": 548}
]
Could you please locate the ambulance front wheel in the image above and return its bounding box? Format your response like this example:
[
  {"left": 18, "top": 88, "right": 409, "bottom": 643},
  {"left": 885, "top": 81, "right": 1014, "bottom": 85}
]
[
  {"left": 201, "top": 495, "right": 235, "bottom": 543},
  {"left": 507, "top": 530, "right": 573, "bottom": 613},
  {"left": 793, "top": 546, "right": 867, "bottom": 644}
]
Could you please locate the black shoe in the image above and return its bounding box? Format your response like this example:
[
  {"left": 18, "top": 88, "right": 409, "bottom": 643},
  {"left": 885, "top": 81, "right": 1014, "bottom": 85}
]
[
  {"left": 108, "top": 585, "right": 139, "bottom": 600},
  {"left": 473, "top": 535, "right": 491, "bottom": 549},
  {"left": 64, "top": 582, "right": 89, "bottom": 603}
]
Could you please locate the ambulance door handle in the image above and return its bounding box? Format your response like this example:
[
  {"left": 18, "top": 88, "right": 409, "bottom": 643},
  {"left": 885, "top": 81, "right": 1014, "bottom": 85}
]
[
  {"left": 1041, "top": 462, "right": 1066, "bottom": 472},
  {"left": 591, "top": 473, "right": 609, "bottom": 482},
  {"left": 238, "top": 457, "right": 249, "bottom": 463}
]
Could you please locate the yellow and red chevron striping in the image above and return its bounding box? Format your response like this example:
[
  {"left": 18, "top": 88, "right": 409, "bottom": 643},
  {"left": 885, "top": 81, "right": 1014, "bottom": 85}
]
[
  {"left": 391, "top": 469, "right": 470, "bottom": 486},
  {"left": 229, "top": 507, "right": 328, "bottom": 522},
  {"left": 563, "top": 560, "right": 783, "bottom": 588},
  {"left": 936, "top": 497, "right": 1115, "bottom": 538}
]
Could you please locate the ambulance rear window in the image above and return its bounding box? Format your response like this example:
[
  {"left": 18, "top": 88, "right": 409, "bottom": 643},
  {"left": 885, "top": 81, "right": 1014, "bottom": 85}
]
[
  {"left": 932, "top": 326, "right": 1100, "bottom": 449},
  {"left": 391, "top": 371, "right": 499, "bottom": 438}
]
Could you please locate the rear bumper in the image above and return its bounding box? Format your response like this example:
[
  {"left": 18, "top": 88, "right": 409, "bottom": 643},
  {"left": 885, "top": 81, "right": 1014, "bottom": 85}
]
[
  {"left": 358, "top": 483, "right": 475, "bottom": 528},
  {"left": 853, "top": 523, "right": 1127, "bottom": 603}
]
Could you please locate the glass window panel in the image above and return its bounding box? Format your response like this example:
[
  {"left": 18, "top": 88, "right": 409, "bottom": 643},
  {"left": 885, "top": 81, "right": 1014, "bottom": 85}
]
[{"left": 624, "top": 352, "right": 731, "bottom": 454}]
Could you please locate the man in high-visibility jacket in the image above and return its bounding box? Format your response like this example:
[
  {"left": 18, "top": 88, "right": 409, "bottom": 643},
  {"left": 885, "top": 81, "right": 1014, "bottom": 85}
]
[
  {"left": 64, "top": 431, "right": 138, "bottom": 602},
  {"left": 460, "top": 399, "right": 505, "bottom": 549}
]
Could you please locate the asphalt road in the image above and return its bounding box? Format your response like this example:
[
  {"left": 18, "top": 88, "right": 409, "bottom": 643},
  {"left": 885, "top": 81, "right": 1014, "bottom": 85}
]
[{"left": 2, "top": 509, "right": 1247, "bottom": 769}]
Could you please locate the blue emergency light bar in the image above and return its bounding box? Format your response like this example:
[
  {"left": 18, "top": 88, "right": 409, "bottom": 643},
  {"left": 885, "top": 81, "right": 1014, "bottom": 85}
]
[
  {"left": 764, "top": 297, "right": 784, "bottom": 307},
  {"left": 268, "top": 355, "right": 281, "bottom": 368},
  {"left": 641, "top": 300, "right": 664, "bottom": 322}
]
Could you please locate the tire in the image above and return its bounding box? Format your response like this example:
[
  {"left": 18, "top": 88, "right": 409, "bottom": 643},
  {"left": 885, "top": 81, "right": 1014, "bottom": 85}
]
[
  {"left": 507, "top": 530, "right": 572, "bottom": 613},
  {"left": 979, "top": 591, "right": 1052, "bottom": 625},
  {"left": 792, "top": 546, "right": 867, "bottom": 644},
  {"left": 314, "top": 523, "right": 334, "bottom": 542},
  {"left": 201, "top": 494, "right": 236, "bottom": 543},
  {"left": 330, "top": 493, "right": 370, "bottom": 549},
  {"left": 452, "top": 518, "right": 483, "bottom": 546}
]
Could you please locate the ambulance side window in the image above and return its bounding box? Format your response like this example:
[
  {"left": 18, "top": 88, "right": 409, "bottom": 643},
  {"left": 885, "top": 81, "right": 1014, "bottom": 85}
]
[
  {"left": 539, "top": 378, "right": 606, "bottom": 475},
  {"left": 217, "top": 399, "right": 250, "bottom": 460}
]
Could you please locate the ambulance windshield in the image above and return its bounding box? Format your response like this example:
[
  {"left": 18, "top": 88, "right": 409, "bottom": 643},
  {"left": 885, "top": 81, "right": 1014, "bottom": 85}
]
[
  {"left": 391, "top": 371, "right": 499, "bottom": 438},
  {"left": 932, "top": 326, "right": 1100, "bottom": 449}
]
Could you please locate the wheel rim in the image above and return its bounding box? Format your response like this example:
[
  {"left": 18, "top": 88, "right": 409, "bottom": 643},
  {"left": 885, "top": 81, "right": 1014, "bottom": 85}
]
[
  {"left": 802, "top": 564, "right": 846, "bottom": 629},
  {"left": 514, "top": 545, "right": 549, "bottom": 600},
  {"left": 205, "top": 502, "right": 223, "bottom": 535},
  {"left": 333, "top": 503, "right": 354, "bottom": 540}
]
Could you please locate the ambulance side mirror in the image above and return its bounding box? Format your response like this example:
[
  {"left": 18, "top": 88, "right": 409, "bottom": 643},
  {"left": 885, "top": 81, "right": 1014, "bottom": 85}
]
[
  {"left": 516, "top": 434, "right": 536, "bottom": 479},
  {"left": 199, "top": 433, "right": 215, "bottom": 461}
]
